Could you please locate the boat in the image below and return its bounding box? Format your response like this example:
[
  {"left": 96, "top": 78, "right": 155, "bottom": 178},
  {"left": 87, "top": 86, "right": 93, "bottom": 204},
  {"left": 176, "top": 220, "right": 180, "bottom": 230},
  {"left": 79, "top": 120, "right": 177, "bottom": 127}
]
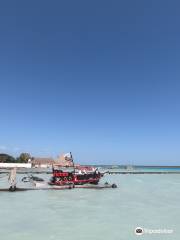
[
  {"left": 49, "top": 165, "right": 103, "bottom": 186},
  {"left": 48, "top": 152, "right": 103, "bottom": 186}
]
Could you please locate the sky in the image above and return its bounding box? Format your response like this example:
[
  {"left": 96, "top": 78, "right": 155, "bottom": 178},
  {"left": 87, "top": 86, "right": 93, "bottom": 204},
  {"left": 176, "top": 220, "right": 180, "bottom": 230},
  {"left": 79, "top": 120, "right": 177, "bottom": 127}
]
[{"left": 0, "top": 0, "right": 180, "bottom": 165}]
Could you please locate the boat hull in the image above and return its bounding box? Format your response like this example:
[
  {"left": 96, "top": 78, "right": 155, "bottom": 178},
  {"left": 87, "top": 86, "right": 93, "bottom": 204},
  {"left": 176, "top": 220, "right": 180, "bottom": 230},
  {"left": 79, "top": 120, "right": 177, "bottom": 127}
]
[{"left": 50, "top": 169, "right": 102, "bottom": 186}]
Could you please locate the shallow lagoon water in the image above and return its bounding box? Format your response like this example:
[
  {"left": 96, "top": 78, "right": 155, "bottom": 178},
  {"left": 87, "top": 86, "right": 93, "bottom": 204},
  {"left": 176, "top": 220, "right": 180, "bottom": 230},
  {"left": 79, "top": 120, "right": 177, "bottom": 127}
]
[{"left": 0, "top": 174, "right": 180, "bottom": 240}]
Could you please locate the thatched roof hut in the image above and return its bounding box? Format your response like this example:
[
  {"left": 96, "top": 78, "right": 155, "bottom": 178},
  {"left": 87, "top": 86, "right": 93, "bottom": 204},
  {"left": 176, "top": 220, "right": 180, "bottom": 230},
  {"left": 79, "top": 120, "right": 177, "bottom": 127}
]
[{"left": 31, "top": 157, "right": 55, "bottom": 167}]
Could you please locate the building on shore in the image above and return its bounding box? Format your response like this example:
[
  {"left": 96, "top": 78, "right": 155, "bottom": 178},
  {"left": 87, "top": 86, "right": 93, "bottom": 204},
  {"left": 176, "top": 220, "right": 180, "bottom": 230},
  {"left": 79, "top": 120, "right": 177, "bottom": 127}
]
[
  {"left": 31, "top": 157, "right": 55, "bottom": 168},
  {"left": 55, "top": 153, "right": 74, "bottom": 167},
  {"left": 29, "top": 152, "right": 75, "bottom": 168}
]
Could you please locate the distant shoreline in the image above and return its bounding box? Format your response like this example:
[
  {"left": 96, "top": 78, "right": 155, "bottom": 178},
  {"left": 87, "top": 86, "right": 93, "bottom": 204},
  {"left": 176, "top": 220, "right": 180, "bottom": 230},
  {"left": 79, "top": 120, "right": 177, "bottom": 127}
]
[
  {"left": 134, "top": 165, "right": 180, "bottom": 168},
  {"left": 91, "top": 165, "right": 180, "bottom": 168}
]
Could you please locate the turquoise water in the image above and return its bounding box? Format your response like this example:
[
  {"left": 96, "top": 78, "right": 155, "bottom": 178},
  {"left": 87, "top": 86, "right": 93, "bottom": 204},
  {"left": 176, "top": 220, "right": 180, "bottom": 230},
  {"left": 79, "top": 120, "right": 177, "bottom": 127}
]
[{"left": 0, "top": 174, "right": 180, "bottom": 240}]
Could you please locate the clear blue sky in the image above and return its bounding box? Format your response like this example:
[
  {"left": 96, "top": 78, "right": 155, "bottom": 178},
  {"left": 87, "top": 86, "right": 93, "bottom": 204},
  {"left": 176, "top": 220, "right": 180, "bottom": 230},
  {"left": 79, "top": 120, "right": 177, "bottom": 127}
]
[{"left": 0, "top": 0, "right": 180, "bottom": 165}]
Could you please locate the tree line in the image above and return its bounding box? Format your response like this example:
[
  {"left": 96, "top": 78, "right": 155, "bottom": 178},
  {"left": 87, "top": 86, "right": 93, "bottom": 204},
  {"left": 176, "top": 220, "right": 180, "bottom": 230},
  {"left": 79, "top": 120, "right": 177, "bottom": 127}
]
[{"left": 0, "top": 153, "right": 31, "bottom": 163}]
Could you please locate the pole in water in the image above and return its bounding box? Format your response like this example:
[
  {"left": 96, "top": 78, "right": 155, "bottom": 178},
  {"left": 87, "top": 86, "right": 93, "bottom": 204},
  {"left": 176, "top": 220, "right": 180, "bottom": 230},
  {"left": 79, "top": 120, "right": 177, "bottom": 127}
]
[{"left": 8, "top": 168, "right": 17, "bottom": 191}]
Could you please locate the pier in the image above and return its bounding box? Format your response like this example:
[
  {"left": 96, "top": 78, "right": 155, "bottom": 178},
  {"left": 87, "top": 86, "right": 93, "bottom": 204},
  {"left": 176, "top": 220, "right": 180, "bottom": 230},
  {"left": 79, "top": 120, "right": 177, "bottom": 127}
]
[{"left": 107, "top": 171, "right": 180, "bottom": 174}]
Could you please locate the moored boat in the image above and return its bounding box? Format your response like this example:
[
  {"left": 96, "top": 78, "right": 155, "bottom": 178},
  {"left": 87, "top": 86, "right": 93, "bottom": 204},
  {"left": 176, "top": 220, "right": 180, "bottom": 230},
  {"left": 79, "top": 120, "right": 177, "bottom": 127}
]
[
  {"left": 49, "top": 165, "right": 102, "bottom": 186},
  {"left": 48, "top": 152, "right": 103, "bottom": 186}
]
